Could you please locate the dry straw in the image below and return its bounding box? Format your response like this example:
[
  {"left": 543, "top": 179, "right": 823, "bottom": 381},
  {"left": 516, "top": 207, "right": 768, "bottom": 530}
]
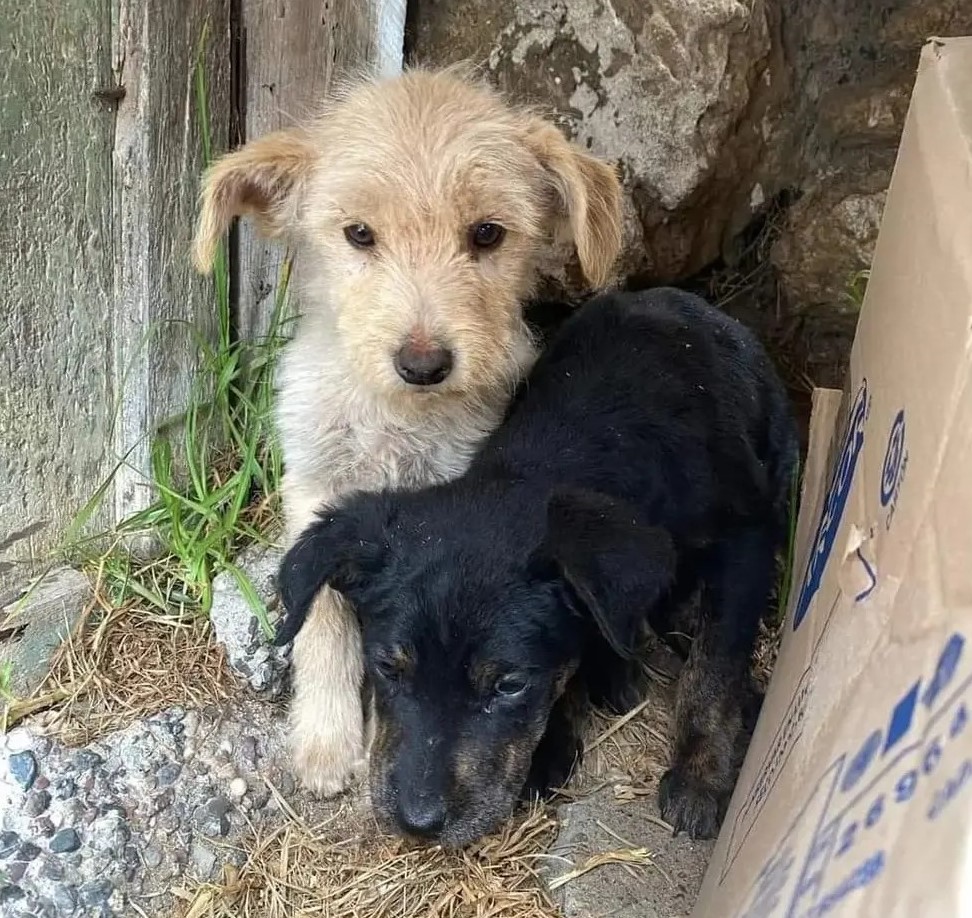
[
  {"left": 7, "top": 565, "right": 233, "bottom": 742},
  {"left": 174, "top": 800, "right": 566, "bottom": 918}
]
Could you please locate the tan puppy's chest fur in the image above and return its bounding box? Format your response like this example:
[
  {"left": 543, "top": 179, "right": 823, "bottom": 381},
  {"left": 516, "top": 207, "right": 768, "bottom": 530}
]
[
  {"left": 276, "top": 307, "right": 534, "bottom": 528},
  {"left": 193, "top": 64, "right": 621, "bottom": 798}
]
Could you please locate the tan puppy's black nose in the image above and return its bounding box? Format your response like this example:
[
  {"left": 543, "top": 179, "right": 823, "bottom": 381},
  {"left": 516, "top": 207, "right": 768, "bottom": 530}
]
[{"left": 394, "top": 342, "right": 453, "bottom": 386}]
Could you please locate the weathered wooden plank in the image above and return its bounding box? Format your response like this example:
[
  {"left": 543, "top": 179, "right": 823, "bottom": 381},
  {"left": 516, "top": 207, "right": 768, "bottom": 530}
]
[
  {"left": 236, "top": 0, "right": 406, "bottom": 342},
  {"left": 111, "top": 0, "right": 231, "bottom": 524},
  {"left": 0, "top": 0, "right": 116, "bottom": 592}
]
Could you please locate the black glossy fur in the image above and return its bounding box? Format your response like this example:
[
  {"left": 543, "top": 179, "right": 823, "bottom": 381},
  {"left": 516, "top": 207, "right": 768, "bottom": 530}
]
[{"left": 275, "top": 287, "right": 798, "bottom": 845}]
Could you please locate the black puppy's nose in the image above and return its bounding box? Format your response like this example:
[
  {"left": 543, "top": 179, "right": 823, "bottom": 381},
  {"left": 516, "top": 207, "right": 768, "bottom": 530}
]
[
  {"left": 394, "top": 342, "right": 453, "bottom": 386},
  {"left": 396, "top": 792, "right": 447, "bottom": 838}
]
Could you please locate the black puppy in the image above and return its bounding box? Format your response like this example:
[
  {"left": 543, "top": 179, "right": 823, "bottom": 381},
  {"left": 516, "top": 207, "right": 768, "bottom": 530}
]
[{"left": 275, "top": 288, "right": 798, "bottom": 845}]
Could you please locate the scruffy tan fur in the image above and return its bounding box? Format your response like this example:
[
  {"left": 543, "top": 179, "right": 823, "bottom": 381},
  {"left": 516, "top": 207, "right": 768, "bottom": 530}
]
[{"left": 193, "top": 65, "right": 622, "bottom": 797}]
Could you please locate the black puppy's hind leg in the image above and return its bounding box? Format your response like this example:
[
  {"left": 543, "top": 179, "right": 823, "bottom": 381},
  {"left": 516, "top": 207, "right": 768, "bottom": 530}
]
[{"left": 658, "top": 526, "right": 776, "bottom": 839}]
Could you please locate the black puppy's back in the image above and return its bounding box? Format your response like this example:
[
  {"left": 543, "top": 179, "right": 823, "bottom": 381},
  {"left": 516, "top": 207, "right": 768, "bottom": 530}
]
[{"left": 483, "top": 287, "right": 798, "bottom": 545}]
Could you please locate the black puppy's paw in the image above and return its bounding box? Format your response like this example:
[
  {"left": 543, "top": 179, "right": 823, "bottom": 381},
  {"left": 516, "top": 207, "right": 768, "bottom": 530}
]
[
  {"left": 658, "top": 767, "right": 726, "bottom": 840},
  {"left": 586, "top": 655, "right": 646, "bottom": 715},
  {"left": 521, "top": 736, "right": 581, "bottom": 802}
]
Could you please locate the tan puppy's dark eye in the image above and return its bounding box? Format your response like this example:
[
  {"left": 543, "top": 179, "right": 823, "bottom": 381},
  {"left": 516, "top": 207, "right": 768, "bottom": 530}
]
[
  {"left": 470, "top": 222, "right": 506, "bottom": 251},
  {"left": 344, "top": 223, "right": 376, "bottom": 248}
]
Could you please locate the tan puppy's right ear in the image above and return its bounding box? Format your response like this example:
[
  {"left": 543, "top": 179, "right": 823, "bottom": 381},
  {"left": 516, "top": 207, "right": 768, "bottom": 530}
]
[{"left": 192, "top": 129, "right": 317, "bottom": 273}]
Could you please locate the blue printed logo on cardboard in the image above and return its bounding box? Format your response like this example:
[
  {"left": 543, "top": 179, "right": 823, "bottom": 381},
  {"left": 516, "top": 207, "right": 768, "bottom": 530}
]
[
  {"left": 880, "top": 409, "right": 908, "bottom": 530},
  {"left": 793, "top": 378, "right": 869, "bottom": 631}
]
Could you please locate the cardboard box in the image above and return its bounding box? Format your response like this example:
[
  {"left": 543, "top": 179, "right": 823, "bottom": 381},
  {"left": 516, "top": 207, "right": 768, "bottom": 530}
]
[{"left": 693, "top": 37, "right": 972, "bottom": 917}]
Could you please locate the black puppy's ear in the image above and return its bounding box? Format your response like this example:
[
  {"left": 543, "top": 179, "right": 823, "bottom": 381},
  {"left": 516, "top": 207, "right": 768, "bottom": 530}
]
[
  {"left": 274, "top": 508, "right": 385, "bottom": 646},
  {"left": 544, "top": 488, "right": 676, "bottom": 659}
]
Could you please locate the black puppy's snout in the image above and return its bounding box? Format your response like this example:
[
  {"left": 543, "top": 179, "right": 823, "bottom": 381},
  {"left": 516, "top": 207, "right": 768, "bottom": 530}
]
[
  {"left": 396, "top": 789, "right": 447, "bottom": 838},
  {"left": 394, "top": 342, "right": 453, "bottom": 386}
]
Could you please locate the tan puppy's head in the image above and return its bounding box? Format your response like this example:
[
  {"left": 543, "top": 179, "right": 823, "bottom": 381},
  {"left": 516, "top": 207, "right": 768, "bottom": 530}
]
[{"left": 194, "top": 65, "right": 622, "bottom": 399}]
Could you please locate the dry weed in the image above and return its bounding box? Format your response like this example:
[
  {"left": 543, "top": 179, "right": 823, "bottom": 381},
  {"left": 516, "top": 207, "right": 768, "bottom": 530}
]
[{"left": 16, "top": 568, "right": 233, "bottom": 743}]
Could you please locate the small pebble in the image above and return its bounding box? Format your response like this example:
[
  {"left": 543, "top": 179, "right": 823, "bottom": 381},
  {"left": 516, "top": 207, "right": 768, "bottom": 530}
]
[
  {"left": 16, "top": 842, "right": 41, "bottom": 862},
  {"left": 238, "top": 736, "right": 259, "bottom": 769},
  {"left": 249, "top": 784, "right": 271, "bottom": 810},
  {"left": 250, "top": 645, "right": 271, "bottom": 667},
  {"left": 33, "top": 772, "right": 51, "bottom": 790},
  {"left": 0, "top": 831, "right": 20, "bottom": 858},
  {"left": 279, "top": 773, "right": 296, "bottom": 797},
  {"left": 156, "top": 763, "right": 182, "bottom": 786},
  {"left": 80, "top": 878, "right": 113, "bottom": 909},
  {"left": 49, "top": 828, "right": 82, "bottom": 854},
  {"left": 142, "top": 843, "right": 164, "bottom": 868},
  {"left": 72, "top": 750, "right": 104, "bottom": 771},
  {"left": 156, "top": 811, "right": 180, "bottom": 835},
  {"left": 194, "top": 796, "right": 232, "bottom": 838},
  {"left": 52, "top": 887, "right": 78, "bottom": 912},
  {"left": 153, "top": 789, "right": 174, "bottom": 813},
  {"left": 0, "top": 882, "right": 24, "bottom": 902},
  {"left": 34, "top": 817, "right": 55, "bottom": 838},
  {"left": 40, "top": 856, "right": 65, "bottom": 881},
  {"left": 251, "top": 662, "right": 273, "bottom": 690},
  {"left": 33, "top": 737, "right": 53, "bottom": 757},
  {"left": 53, "top": 777, "right": 76, "bottom": 800},
  {"left": 5, "top": 861, "right": 26, "bottom": 884},
  {"left": 7, "top": 751, "right": 38, "bottom": 790},
  {"left": 229, "top": 778, "right": 248, "bottom": 799},
  {"left": 191, "top": 840, "right": 217, "bottom": 878},
  {"left": 218, "top": 739, "right": 233, "bottom": 755},
  {"left": 216, "top": 763, "right": 237, "bottom": 782},
  {"left": 25, "top": 789, "right": 51, "bottom": 816}
]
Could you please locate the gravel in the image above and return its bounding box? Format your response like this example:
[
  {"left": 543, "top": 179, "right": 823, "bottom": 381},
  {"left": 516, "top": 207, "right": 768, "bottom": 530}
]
[{"left": 0, "top": 694, "right": 323, "bottom": 917}]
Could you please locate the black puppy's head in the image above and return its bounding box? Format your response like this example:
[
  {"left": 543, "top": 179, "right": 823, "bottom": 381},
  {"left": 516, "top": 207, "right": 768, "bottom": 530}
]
[{"left": 276, "top": 486, "right": 674, "bottom": 847}]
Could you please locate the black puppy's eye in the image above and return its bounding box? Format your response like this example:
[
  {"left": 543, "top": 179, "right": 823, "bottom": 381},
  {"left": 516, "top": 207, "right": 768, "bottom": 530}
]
[
  {"left": 374, "top": 658, "right": 399, "bottom": 680},
  {"left": 372, "top": 648, "right": 408, "bottom": 681},
  {"left": 344, "top": 223, "right": 376, "bottom": 248},
  {"left": 469, "top": 222, "right": 506, "bottom": 251},
  {"left": 494, "top": 674, "right": 529, "bottom": 697}
]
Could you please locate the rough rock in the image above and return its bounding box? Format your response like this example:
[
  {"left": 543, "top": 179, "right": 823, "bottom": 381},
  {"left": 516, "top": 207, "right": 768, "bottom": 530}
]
[
  {"left": 410, "top": 0, "right": 783, "bottom": 287},
  {"left": 0, "top": 568, "right": 90, "bottom": 703},
  {"left": 767, "top": 0, "right": 972, "bottom": 325},
  {"left": 772, "top": 186, "right": 886, "bottom": 339},
  {"left": 208, "top": 543, "right": 289, "bottom": 698},
  {"left": 550, "top": 790, "right": 713, "bottom": 918}
]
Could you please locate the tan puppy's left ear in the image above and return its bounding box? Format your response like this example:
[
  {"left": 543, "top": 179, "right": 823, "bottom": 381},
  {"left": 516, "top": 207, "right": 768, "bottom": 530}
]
[{"left": 524, "top": 120, "right": 623, "bottom": 288}]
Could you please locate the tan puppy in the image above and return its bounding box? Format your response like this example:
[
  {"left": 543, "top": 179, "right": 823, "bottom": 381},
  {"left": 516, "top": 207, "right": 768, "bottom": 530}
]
[{"left": 193, "top": 64, "right": 622, "bottom": 797}]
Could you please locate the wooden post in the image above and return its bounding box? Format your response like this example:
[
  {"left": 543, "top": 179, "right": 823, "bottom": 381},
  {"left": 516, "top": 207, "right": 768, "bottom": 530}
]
[
  {"left": 1, "top": 0, "right": 117, "bottom": 592},
  {"left": 235, "top": 0, "right": 406, "bottom": 343},
  {"left": 0, "top": 0, "right": 230, "bottom": 591},
  {"left": 110, "top": 0, "right": 231, "bottom": 525}
]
